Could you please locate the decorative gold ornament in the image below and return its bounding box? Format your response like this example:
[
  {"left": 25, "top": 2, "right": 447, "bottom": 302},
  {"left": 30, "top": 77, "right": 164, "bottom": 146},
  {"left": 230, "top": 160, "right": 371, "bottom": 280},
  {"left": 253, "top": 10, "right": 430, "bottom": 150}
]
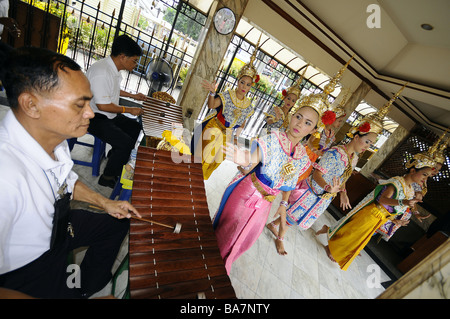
[
  {"left": 281, "top": 161, "right": 296, "bottom": 177},
  {"left": 290, "top": 56, "right": 353, "bottom": 128},
  {"left": 250, "top": 173, "right": 276, "bottom": 202},
  {"left": 428, "top": 129, "right": 449, "bottom": 165},
  {"left": 405, "top": 152, "right": 437, "bottom": 170},
  {"left": 283, "top": 64, "right": 309, "bottom": 99},
  {"left": 355, "top": 82, "right": 408, "bottom": 136},
  {"left": 403, "top": 128, "right": 447, "bottom": 171},
  {"left": 434, "top": 137, "right": 449, "bottom": 165},
  {"left": 237, "top": 34, "right": 262, "bottom": 83},
  {"left": 332, "top": 88, "right": 350, "bottom": 119}
]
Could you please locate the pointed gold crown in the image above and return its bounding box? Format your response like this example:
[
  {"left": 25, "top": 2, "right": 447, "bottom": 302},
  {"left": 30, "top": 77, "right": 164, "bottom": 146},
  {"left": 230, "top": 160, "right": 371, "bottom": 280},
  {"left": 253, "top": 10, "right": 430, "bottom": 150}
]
[
  {"left": 332, "top": 88, "right": 350, "bottom": 119},
  {"left": 435, "top": 137, "right": 449, "bottom": 164},
  {"left": 428, "top": 129, "right": 449, "bottom": 165},
  {"left": 284, "top": 64, "right": 309, "bottom": 99},
  {"left": 406, "top": 152, "right": 438, "bottom": 170},
  {"left": 358, "top": 82, "right": 408, "bottom": 136},
  {"left": 237, "top": 34, "right": 261, "bottom": 83},
  {"left": 290, "top": 56, "right": 353, "bottom": 126}
]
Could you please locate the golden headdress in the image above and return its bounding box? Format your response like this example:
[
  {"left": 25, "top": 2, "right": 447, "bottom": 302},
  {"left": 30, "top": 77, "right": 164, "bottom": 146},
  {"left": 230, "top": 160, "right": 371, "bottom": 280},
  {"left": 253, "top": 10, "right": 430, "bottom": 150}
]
[
  {"left": 429, "top": 129, "right": 449, "bottom": 165},
  {"left": 237, "top": 34, "right": 261, "bottom": 83},
  {"left": 406, "top": 129, "right": 447, "bottom": 170},
  {"left": 405, "top": 152, "right": 437, "bottom": 170},
  {"left": 290, "top": 56, "right": 353, "bottom": 128},
  {"left": 348, "top": 82, "right": 407, "bottom": 138},
  {"left": 434, "top": 137, "right": 449, "bottom": 165},
  {"left": 282, "top": 64, "right": 309, "bottom": 99},
  {"left": 332, "top": 88, "right": 350, "bottom": 119}
]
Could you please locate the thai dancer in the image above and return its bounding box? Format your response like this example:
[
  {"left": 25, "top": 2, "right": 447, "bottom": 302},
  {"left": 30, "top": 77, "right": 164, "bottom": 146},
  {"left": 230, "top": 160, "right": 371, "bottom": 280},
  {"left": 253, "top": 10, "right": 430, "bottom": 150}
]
[
  {"left": 312, "top": 84, "right": 438, "bottom": 271},
  {"left": 191, "top": 38, "right": 261, "bottom": 180},
  {"left": 306, "top": 92, "right": 349, "bottom": 161},
  {"left": 376, "top": 130, "right": 448, "bottom": 241},
  {"left": 266, "top": 59, "right": 356, "bottom": 255},
  {"left": 265, "top": 66, "right": 308, "bottom": 133},
  {"left": 212, "top": 99, "right": 326, "bottom": 274},
  {"left": 317, "top": 150, "right": 435, "bottom": 271},
  {"left": 267, "top": 123, "right": 372, "bottom": 254}
]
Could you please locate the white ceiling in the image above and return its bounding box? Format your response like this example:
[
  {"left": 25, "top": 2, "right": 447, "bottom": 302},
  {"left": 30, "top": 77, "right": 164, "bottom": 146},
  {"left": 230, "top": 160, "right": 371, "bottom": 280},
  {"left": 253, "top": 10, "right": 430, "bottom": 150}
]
[
  {"left": 285, "top": 0, "right": 450, "bottom": 131},
  {"left": 195, "top": 0, "right": 450, "bottom": 132}
]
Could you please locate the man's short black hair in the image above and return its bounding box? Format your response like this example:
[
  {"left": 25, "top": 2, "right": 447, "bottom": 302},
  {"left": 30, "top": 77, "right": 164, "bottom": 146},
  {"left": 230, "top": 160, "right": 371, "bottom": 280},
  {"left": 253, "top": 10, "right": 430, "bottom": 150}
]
[
  {"left": 0, "top": 43, "right": 81, "bottom": 109},
  {"left": 111, "top": 34, "right": 142, "bottom": 57}
]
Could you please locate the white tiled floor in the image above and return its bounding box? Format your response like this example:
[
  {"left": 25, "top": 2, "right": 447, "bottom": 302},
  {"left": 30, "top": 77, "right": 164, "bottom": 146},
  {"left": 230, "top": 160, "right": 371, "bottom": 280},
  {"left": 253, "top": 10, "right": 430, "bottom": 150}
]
[
  {"left": 0, "top": 98, "right": 388, "bottom": 298},
  {"left": 205, "top": 161, "right": 388, "bottom": 299}
]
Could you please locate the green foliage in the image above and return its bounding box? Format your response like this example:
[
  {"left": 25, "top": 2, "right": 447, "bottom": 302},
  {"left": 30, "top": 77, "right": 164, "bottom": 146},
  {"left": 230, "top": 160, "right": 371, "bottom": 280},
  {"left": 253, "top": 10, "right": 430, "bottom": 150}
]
[
  {"left": 229, "top": 59, "right": 245, "bottom": 79},
  {"left": 256, "top": 75, "right": 273, "bottom": 94},
  {"left": 138, "top": 16, "right": 149, "bottom": 30},
  {"left": 163, "top": 7, "right": 203, "bottom": 41},
  {"left": 178, "top": 66, "right": 189, "bottom": 83}
]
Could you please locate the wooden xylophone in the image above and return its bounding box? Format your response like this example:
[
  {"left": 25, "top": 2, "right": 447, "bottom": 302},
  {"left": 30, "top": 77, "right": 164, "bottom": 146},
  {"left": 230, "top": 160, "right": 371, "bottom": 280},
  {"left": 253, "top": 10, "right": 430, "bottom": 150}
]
[
  {"left": 128, "top": 146, "right": 236, "bottom": 299},
  {"left": 140, "top": 96, "right": 184, "bottom": 138}
]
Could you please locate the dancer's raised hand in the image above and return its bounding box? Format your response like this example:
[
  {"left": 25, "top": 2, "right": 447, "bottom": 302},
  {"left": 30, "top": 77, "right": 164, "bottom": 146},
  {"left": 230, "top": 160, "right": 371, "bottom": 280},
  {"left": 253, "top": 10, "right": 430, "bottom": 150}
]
[{"left": 202, "top": 79, "right": 217, "bottom": 93}]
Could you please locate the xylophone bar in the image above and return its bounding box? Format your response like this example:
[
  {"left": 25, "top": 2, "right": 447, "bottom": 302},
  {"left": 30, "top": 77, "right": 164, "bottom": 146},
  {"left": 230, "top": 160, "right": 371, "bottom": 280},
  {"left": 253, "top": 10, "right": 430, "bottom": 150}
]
[
  {"left": 142, "top": 97, "right": 182, "bottom": 117},
  {"left": 141, "top": 96, "right": 183, "bottom": 139},
  {"left": 128, "top": 146, "right": 235, "bottom": 299},
  {"left": 130, "top": 275, "right": 236, "bottom": 299}
]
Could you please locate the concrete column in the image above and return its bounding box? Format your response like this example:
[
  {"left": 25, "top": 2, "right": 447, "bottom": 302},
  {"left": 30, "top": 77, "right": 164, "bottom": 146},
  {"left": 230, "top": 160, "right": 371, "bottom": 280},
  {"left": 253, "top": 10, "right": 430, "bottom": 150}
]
[
  {"left": 336, "top": 81, "right": 372, "bottom": 131},
  {"left": 360, "top": 125, "right": 410, "bottom": 178},
  {"left": 334, "top": 81, "right": 372, "bottom": 142},
  {"left": 177, "top": 0, "right": 250, "bottom": 132},
  {"left": 378, "top": 237, "right": 450, "bottom": 299}
]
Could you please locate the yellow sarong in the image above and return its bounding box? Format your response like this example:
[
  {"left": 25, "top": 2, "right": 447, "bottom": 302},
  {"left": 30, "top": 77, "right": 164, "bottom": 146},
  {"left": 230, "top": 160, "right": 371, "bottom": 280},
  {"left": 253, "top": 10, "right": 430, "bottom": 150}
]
[
  {"left": 200, "top": 118, "right": 230, "bottom": 180},
  {"left": 328, "top": 202, "right": 392, "bottom": 271}
]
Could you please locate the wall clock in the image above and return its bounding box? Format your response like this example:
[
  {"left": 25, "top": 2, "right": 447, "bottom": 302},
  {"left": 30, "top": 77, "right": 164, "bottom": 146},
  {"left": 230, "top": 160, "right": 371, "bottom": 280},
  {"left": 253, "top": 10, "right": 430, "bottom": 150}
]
[{"left": 213, "top": 7, "right": 236, "bottom": 35}]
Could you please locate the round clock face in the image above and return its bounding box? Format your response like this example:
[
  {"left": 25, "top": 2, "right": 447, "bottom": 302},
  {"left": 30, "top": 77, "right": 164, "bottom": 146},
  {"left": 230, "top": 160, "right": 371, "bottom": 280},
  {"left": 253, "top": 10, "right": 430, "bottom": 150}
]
[{"left": 213, "top": 7, "right": 236, "bottom": 35}]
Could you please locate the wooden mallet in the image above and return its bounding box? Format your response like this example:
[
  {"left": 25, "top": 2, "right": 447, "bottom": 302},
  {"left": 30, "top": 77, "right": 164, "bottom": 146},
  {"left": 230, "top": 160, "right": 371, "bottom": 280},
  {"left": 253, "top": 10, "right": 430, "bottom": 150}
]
[
  {"left": 88, "top": 205, "right": 182, "bottom": 233},
  {"left": 132, "top": 216, "right": 182, "bottom": 234}
]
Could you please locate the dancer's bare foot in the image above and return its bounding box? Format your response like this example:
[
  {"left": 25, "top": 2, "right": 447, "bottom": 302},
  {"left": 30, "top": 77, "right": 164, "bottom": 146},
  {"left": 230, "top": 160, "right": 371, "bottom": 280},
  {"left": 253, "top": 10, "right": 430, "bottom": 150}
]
[
  {"left": 275, "top": 237, "right": 287, "bottom": 255},
  {"left": 323, "top": 245, "right": 336, "bottom": 263},
  {"left": 266, "top": 222, "right": 279, "bottom": 238},
  {"left": 315, "top": 225, "right": 329, "bottom": 236}
]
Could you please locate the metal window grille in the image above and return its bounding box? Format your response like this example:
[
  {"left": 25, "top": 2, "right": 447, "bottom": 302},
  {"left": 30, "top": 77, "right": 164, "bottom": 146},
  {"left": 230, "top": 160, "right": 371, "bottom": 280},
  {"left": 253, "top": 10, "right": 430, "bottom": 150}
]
[{"left": 10, "top": 0, "right": 207, "bottom": 97}]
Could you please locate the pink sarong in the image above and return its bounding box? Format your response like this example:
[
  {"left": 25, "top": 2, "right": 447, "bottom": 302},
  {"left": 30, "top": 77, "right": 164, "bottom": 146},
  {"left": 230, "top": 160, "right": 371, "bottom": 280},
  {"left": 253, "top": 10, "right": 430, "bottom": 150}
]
[{"left": 214, "top": 174, "right": 279, "bottom": 274}]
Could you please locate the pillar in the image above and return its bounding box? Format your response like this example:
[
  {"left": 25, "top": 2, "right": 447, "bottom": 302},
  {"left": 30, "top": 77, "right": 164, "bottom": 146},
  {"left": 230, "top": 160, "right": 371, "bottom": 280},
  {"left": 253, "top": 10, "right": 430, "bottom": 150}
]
[
  {"left": 334, "top": 81, "right": 372, "bottom": 142},
  {"left": 338, "top": 81, "right": 372, "bottom": 130},
  {"left": 177, "top": 0, "right": 250, "bottom": 132},
  {"left": 377, "top": 238, "right": 449, "bottom": 299},
  {"left": 360, "top": 124, "right": 410, "bottom": 177}
]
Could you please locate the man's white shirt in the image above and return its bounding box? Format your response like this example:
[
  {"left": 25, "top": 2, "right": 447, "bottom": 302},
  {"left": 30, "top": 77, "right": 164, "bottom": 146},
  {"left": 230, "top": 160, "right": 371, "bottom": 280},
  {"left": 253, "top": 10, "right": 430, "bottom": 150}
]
[{"left": 0, "top": 110, "right": 78, "bottom": 274}]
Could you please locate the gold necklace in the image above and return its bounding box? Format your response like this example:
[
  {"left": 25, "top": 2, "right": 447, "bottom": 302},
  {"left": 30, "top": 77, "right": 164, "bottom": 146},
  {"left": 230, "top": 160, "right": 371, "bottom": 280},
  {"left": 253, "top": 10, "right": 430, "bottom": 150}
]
[
  {"left": 340, "top": 144, "right": 354, "bottom": 185},
  {"left": 230, "top": 89, "right": 247, "bottom": 109},
  {"left": 401, "top": 176, "right": 415, "bottom": 199}
]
